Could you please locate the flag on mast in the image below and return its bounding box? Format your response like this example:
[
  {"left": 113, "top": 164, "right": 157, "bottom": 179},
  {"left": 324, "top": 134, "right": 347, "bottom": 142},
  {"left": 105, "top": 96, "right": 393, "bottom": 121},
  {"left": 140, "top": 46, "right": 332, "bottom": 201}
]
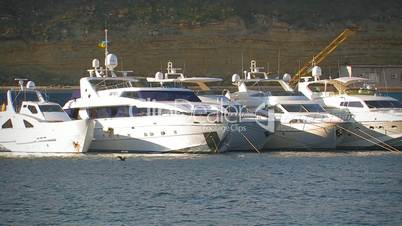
[{"left": 98, "top": 40, "right": 111, "bottom": 48}]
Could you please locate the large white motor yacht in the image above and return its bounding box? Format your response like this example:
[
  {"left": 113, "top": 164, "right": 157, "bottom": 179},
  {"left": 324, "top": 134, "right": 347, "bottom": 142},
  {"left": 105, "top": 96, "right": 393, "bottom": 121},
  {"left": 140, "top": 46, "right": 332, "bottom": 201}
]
[
  {"left": 0, "top": 79, "right": 94, "bottom": 153},
  {"left": 298, "top": 70, "right": 402, "bottom": 150},
  {"left": 63, "top": 56, "right": 227, "bottom": 153},
  {"left": 228, "top": 60, "right": 342, "bottom": 151},
  {"left": 146, "top": 61, "right": 274, "bottom": 152}
]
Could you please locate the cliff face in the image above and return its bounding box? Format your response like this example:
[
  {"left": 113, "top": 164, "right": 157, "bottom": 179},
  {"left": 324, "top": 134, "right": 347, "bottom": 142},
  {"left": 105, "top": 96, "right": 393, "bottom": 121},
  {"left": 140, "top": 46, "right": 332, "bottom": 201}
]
[{"left": 1, "top": 0, "right": 402, "bottom": 85}]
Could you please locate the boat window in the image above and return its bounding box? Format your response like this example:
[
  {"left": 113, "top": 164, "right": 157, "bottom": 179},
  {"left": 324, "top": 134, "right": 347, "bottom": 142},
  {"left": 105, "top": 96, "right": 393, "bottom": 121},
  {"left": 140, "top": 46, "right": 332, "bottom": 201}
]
[
  {"left": 307, "top": 83, "right": 337, "bottom": 92},
  {"left": 224, "top": 105, "right": 247, "bottom": 113},
  {"left": 274, "top": 106, "right": 284, "bottom": 113},
  {"left": 250, "top": 92, "right": 266, "bottom": 97},
  {"left": 28, "top": 105, "right": 38, "bottom": 114},
  {"left": 340, "top": 102, "right": 346, "bottom": 106},
  {"left": 302, "top": 104, "right": 326, "bottom": 112},
  {"left": 23, "top": 120, "right": 34, "bottom": 128},
  {"left": 39, "top": 104, "right": 64, "bottom": 112},
  {"left": 281, "top": 104, "right": 308, "bottom": 112},
  {"left": 90, "top": 79, "right": 147, "bottom": 91},
  {"left": 131, "top": 106, "right": 178, "bottom": 116},
  {"left": 89, "top": 106, "right": 131, "bottom": 118},
  {"left": 121, "top": 90, "right": 201, "bottom": 102},
  {"left": 281, "top": 104, "right": 325, "bottom": 112},
  {"left": 121, "top": 91, "right": 139, "bottom": 99},
  {"left": 88, "top": 105, "right": 183, "bottom": 118},
  {"left": 365, "top": 100, "right": 402, "bottom": 109},
  {"left": 269, "top": 91, "right": 306, "bottom": 97},
  {"left": 10, "top": 91, "right": 40, "bottom": 111},
  {"left": 2, "top": 119, "right": 13, "bottom": 129},
  {"left": 347, "top": 101, "right": 364, "bottom": 108},
  {"left": 261, "top": 81, "right": 284, "bottom": 91}
]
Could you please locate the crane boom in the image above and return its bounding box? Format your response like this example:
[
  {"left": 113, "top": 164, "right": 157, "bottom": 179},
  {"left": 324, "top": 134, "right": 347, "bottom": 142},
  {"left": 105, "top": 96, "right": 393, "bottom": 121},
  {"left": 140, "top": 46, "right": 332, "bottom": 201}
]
[{"left": 289, "top": 28, "right": 357, "bottom": 88}]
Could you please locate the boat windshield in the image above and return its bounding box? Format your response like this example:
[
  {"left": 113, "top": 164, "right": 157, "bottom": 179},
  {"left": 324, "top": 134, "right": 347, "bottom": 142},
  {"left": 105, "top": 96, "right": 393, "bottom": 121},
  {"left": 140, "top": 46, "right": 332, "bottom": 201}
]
[
  {"left": 269, "top": 91, "right": 306, "bottom": 97},
  {"left": 307, "top": 83, "right": 338, "bottom": 93},
  {"left": 10, "top": 90, "right": 40, "bottom": 111},
  {"left": 39, "top": 104, "right": 64, "bottom": 112},
  {"left": 345, "top": 88, "right": 376, "bottom": 95},
  {"left": 121, "top": 90, "right": 201, "bottom": 102},
  {"left": 365, "top": 100, "right": 402, "bottom": 109},
  {"left": 281, "top": 104, "right": 325, "bottom": 113},
  {"left": 90, "top": 79, "right": 147, "bottom": 91},
  {"left": 246, "top": 80, "right": 287, "bottom": 92},
  {"left": 88, "top": 106, "right": 185, "bottom": 118},
  {"left": 302, "top": 104, "right": 326, "bottom": 112}
]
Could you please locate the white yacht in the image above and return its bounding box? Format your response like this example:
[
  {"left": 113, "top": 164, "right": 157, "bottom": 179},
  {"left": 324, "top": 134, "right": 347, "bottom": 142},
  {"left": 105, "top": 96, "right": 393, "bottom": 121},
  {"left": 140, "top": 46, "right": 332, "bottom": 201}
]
[
  {"left": 228, "top": 60, "right": 342, "bottom": 151},
  {"left": 63, "top": 56, "right": 228, "bottom": 153},
  {"left": 146, "top": 61, "right": 274, "bottom": 152},
  {"left": 298, "top": 71, "right": 402, "bottom": 150},
  {"left": 0, "top": 79, "right": 94, "bottom": 153}
]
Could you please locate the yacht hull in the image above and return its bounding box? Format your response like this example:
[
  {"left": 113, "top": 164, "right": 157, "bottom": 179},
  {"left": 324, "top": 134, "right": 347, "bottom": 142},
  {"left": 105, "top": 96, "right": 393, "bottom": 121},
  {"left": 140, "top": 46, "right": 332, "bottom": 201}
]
[
  {"left": 263, "top": 122, "right": 337, "bottom": 151},
  {"left": 336, "top": 121, "right": 402, "bottom": 150},
  {"left": 88, "top": 117, "right": 226, "bottom": 153},
  {"left": 220, "top": 120, "right": 270, "bottom": 152},
  {"left": 0, "top": 119, "right": 94, "bottom": 153}
]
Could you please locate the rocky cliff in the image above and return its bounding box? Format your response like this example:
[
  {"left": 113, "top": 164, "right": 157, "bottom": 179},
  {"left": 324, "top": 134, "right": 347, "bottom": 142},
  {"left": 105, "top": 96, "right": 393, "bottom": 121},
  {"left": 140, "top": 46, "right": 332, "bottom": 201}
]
[{"left": 1, "top": 0, "right": 402, "bottom": 85}]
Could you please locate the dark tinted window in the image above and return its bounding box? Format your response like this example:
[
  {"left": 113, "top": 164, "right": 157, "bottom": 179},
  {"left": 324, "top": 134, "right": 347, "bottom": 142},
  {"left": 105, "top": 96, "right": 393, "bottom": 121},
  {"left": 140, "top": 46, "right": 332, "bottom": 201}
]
[
  {"left": 89, "top": 106, "right": 130, "bottom": 118},
  {"left": 282, "top": 104, "right": 307, "bottom": 112},
  {"left": 348, "top": 101, "right": 364, "bottom": 108},
  {"left": 89, "top": 106, "right": 182, "bottom": 118},
  {"left": 308, "top": 83, "right": 337, "bottom": 92},
  {"left": 23, "top": 120, "right": 34, "bottom": 128},
  {"left": 131, "top": 106, "right": 177, "bottom": 116},
  {"left": 121, "top": 90, "right": 201, "bottom": 102},
  {"left": 303, "top": 104, "right": 326, "bottom": 112},
  {"left": 2, "top": 119, "right": 13, "bottom": 129},
  {"left": 10, "top": 91, "right": 40, "bottom": 111},
  {"left": 269, "top": 91, "right": 305, "bottom": 96},
  {"left": 274, "top": 106, "right": 284, "bottom": 113},
  {"left": 365, "top": 100, "right": 402, "bottom": 109},
  {"left": 39, "top": 105, "right": 64, "bottom": 112},
  {"left": 28, "top": 105, "right": 38, "bottom": 114}
]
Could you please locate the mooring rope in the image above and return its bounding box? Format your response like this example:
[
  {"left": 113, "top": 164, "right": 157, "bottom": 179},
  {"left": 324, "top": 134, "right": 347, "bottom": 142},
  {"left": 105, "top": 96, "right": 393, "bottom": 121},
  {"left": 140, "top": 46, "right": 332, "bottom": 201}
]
[{"left": 336, "top": 124, "right": 399, "bottom": 152}]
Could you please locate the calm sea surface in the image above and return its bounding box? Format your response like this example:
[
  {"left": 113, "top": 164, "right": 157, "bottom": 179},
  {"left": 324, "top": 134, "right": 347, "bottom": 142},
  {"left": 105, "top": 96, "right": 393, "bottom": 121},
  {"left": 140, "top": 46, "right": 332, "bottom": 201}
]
[{"left": 1, "top": 152, "right": 402, "bottom": 225}]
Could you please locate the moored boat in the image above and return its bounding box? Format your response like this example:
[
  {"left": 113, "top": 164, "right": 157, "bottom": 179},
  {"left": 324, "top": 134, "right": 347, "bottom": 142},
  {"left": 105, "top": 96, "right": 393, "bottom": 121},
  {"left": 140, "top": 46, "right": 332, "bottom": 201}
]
[{"left": 0, "top": 79, "right": 94, "bottom": 153}]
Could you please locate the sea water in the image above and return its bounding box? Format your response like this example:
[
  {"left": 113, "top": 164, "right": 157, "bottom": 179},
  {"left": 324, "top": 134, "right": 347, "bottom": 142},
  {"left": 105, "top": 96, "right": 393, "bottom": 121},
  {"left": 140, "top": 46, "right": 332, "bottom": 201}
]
[{"left": 0, "top": 152, "right": 401, "bottom": 225}]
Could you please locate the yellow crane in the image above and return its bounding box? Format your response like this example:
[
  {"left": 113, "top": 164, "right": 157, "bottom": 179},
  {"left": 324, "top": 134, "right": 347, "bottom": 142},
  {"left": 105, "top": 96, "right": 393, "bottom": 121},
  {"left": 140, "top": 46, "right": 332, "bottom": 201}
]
[{"left": 289, "top": 28, "right": 358, "bottom": 88}]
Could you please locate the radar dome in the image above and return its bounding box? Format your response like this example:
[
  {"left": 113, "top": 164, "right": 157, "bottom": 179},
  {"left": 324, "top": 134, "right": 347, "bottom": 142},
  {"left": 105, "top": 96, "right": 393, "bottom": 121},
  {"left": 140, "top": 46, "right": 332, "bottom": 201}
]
[
  {"left": 92, "top": 59, "right": 100, "bottom": 68},
  {"left": 155, "top": 72, "right": 164, "bottom": 80},
  {"left": 105, "top": 54, "right": 118, "bottom": 70},
  {"left": 232, "top": 74, "right": 240, "bottom": 83},
  {"left": 312, "top": 66, "right": 322, "bottom": 78},
  {"left": 26, "top": 81, "right": 36, "bottom": 90},
  {"left": 283, "top": 73, "right": 291, "bottom": 82}
]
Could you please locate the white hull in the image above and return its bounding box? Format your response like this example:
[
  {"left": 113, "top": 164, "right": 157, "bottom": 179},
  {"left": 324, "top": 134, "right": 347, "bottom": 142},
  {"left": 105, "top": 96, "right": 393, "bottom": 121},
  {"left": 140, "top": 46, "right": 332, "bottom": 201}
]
[
  {"left": 263, "top": 122, "right": 337, "bottom": 150},
  {"left": 336, "top": 121, "right": 402, "bottom": 149},
  {"left": 220, "top": 120, "right": 270, "bottom": 152},
  {"left": 89, "top": 116, "right": 226, "bottom": 153},
  {"left": 0, "top": 119, "right": 94, "bottom": 153}
]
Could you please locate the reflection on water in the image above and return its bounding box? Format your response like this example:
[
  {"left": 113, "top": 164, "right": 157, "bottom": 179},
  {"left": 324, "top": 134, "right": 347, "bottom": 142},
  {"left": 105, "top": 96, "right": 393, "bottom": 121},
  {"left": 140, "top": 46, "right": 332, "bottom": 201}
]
[
  {"left": 1, "top": 151, "right": 402, "bottom": 225},
  {"left": 1, "top": 150, "right": 399, "bottom": 160},
  {"left": 0, "top": 152, "right": 203, "bottom": 160}
]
